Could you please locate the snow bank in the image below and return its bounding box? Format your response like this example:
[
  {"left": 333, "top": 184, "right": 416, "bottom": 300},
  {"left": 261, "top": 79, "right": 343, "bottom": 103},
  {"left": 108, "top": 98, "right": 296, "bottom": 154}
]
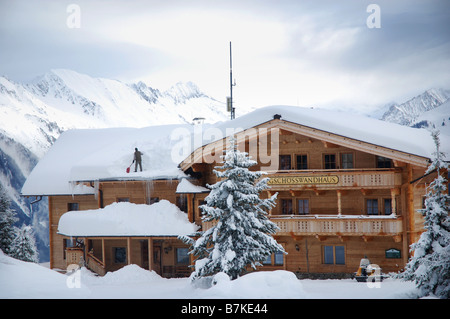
[
  {"left": 199, "top": 271, "right": 308, "bottom": 299},
  {"left": 0, "top": 249, "right": 90, "bottom": 298},
  {"left": 1, "top": 249, "right": 421, "bottom": 299},
  {"left": 94, "top": 264, "right": 164, "bottom": 285},
  {"left": 58, "top": 200, "right": 199, "bottom": 237}
]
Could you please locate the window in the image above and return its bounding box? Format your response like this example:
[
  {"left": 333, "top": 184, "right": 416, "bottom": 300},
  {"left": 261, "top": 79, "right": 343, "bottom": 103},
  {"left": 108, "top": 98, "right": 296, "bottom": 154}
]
[
  {"left": 176, "top": 196, "right": 188, "bottom": 213},
  {"left": 341, "top": 153, "right": 354, "bottom": 169},
  {"left": 324, "top": 154, "right": 336, "bottom": 169},
  {"left": 67, "top": 203, "right": 79, "bottom": 211},
  {"left": 323, "top": 245, "right": 345, "bottom": 265},
  {"left": 279, "top": 155, "right": 292, "bottom": 170},
  {"left": 297, "top": 199, "right": 309, "bottom": 215},
  {"left": 274, "top": 251, "right": 284, "bottom": 265},
  {"left": 296, "top": 155, "right": 308, "bottom": 170},
  {"left": 281, "top": 199, "right": 293, "bottom": 215},
  {"left": 367, "top": 199, "right": 379, "bottom": 215},
  {"left": 117, "top": 197, "right": 129, "bottom": 202},
  {"left": 114, "top": 247, "right": 127, "bottom": 264},
  {"left": 383, "top": 198, "right": 392, "bottom": 215},
  {"left": 263, "top": 251, "right": 284, "bottom": 266},
  {"left": 385, "top": 248, "right": 401, "bottom": 259},
  {"left": 335, "top": 246, "right": 345, "bottom": 265},
  {"left": 376, "top": 156, "right": 392, "bottom": 168},
  {"left": 323, "top": 246, "right": 334, "bottom": 264},
  {"left": 176, "top": 248, "right": 189, "bottom": 265}
]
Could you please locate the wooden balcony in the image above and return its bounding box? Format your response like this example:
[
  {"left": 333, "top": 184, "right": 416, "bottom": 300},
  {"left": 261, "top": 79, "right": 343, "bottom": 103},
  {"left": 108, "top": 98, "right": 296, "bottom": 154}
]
[
  {"left": 65, "top": 247, "right": 106, "bottom": 275},
  {"left": 265, "top": 168, "right": 402, "bottom": 190},
  {"left": 65, "top": 247, "right": 83, "bottom": 267},
  {"left": 271, "top": 215, "right": 403, "bottom": 239},
  {"left": 202, "top": 215, "right": 403, "bottom": 241}
]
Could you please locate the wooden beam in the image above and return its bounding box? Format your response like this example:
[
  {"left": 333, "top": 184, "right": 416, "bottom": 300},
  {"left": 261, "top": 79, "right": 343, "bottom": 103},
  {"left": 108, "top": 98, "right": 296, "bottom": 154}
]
[
  {"left": 337, "top": 190, "right": 342, "bottom": 215},
  {"left": 362, "top": 235, "right": 373, "bottom": 242},
  {"left": 322, "top": 141, "right": 339, "bottom": 148},
  {"left": 148, "top": 238, "right": 153, "bottom": 271},
  {"left": 127, "top": 237, "right": 131, "bottom": 265},
  {"left": 315, "top": 234, "right": 327, "bottom": 242},
  {"left": 289, "top": 232, "right": 303, "bottom": 241},
  {"left": 338, "top": 235, "right": 348, "bottom": 242}
]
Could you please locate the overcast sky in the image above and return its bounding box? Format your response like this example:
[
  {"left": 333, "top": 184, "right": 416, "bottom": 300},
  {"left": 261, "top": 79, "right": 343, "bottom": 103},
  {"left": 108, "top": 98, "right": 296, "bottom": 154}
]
[{"left": 1, "top": 0, "right": 449, "bottom": 114}]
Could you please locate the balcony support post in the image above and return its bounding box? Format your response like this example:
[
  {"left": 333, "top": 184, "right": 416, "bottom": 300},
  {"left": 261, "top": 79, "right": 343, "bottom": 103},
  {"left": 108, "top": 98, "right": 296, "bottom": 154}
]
[{"left": 337, "top": 190, "right": 342, "bottom": 216}]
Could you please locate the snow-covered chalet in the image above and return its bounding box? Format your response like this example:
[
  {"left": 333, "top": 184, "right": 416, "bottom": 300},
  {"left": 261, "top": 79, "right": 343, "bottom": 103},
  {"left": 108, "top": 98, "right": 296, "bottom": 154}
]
[{"left": 21, "top": 105, "right": 449, "bottom": 278}]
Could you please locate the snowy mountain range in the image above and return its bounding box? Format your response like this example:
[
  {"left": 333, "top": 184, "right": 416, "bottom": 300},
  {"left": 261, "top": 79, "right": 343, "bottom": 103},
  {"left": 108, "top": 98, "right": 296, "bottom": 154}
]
[
  {"left": 0, "top": 69, "right": 227, "bottom": 261},
  {"left": 1, "top": 68, "right": 449, "bottom": 262},
  {"left": 380, "top": 88, "right": 450, "bottom": 128}
]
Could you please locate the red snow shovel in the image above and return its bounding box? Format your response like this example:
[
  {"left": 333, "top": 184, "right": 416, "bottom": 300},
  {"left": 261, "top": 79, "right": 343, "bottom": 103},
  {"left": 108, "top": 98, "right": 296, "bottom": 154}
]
[{"left": 126, "top": 162, "right": 133, "bottom": 173}]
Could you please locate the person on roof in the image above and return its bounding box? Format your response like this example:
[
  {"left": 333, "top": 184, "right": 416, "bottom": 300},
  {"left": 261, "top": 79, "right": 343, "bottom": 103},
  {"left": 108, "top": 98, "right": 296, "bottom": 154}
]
[{"left": 133, "top": 148, "right": 143, "bottom": 172}]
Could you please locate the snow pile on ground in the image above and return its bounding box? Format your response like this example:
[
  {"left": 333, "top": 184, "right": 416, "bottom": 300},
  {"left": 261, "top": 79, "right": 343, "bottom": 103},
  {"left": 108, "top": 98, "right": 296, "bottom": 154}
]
[
  {"left": 196, "top": 271, "right": 308, "bottom": 299},
  {"left": 0, "top": 249, "right": 90, "bottom": 298},
  {"left": 1, "top": 250, "right": 423, "bottom": 299},
  {"left": 58, "top": 200, "right": 199, "bottom": 237}
]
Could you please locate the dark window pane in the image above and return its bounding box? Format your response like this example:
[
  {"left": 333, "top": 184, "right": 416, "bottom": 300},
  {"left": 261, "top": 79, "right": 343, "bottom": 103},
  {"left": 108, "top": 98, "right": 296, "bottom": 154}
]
[
  {"left": 335, "top": 246, "right": 345, "bottom": 265},
  {"left": 324, "top": 246, "right": 334, "bottom": 264}
]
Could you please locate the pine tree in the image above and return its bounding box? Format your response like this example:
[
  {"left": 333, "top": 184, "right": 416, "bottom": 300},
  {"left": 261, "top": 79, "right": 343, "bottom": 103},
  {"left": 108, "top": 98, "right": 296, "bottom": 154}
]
[
  {"left": 10, "top": 224, "right": 39, "bottom": 263},
  {"left": 183, "top": 137, "right": 285, "bottom": 280},
  {"left": 402, "top": 130, "right": 450, "bottom": 298},
  {"left": 0, "top": 184, "right": 18, "bottom": 255}
]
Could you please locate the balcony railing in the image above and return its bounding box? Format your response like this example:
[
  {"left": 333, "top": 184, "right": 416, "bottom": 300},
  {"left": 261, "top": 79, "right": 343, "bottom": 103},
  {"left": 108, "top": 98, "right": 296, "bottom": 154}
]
[
  {"left": 270, "top": 215, "right": 403, "bottom": 236},
  {"left": 202, "top": 215, "right": 403, "bottom": 237},
  {"left": 65, "top": 247, "right": 83, "bottom": 267},
  {"left": 265, "top": 168, "right": 402, "bottom": 189}
]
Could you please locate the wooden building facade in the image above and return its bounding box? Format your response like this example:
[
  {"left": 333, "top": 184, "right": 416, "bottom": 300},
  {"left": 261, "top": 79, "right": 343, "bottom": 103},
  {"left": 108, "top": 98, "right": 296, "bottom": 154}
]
[{"left": 23, "top": 107, "right": 447, "bottom": 278}]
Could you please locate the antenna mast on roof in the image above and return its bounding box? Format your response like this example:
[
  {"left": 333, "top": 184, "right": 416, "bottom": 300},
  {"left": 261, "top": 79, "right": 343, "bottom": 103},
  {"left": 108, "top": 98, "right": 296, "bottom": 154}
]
[{"left": 227, "top": 41, "right": 236, "bottom": 120}]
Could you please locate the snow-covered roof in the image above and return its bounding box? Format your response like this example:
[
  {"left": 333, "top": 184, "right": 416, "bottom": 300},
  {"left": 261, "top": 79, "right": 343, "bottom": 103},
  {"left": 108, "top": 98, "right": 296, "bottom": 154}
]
[
  {"left": 176, "top": 178, "right": 209, "bottom": 194},
  {"left": 57, "top": 201, "right": 199, "bottom": 237},
  {"left": 198, "top": 105, "right": 449, "bottom": 160},
  {"left": 21, "top": 124, "right": 191, "bottom": 196},
  {"left": 22, "top": 105, "right": 449, "bottom": 196}
]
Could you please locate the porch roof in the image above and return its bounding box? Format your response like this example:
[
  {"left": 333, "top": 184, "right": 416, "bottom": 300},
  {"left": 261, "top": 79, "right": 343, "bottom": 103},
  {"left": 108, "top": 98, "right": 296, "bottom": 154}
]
[{"left": 57, "top": 200, "right": 199, "bottom": 237}]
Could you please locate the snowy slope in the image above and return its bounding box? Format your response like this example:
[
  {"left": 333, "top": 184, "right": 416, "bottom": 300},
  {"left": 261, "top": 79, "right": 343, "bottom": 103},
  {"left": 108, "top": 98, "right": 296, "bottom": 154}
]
[
  {"left": 381, "top": 88, "right": 450, "bottom": 126},
  {"left": 410, "top": 99, "right": 450, "bottom": 136}
]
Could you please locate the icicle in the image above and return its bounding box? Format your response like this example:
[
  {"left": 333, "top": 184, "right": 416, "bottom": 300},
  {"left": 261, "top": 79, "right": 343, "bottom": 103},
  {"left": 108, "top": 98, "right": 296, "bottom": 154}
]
[
  {"left": 94, "top": 180, "right": 99, "bottom": 200},
  {"left": 145, "top": 179, "right": 155, "bottom": 204},
  {"left": 70, "top": 181, "right": 76, "bottom": 199}
]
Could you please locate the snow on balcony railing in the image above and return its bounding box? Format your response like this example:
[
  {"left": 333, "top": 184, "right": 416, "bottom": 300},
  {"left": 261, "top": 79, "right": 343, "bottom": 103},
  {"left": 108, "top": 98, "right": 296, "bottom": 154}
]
[
  {"left": 270, "top": 215, "right": 403, "bottom": 236},
  {"left": 202, "top": 214, "right": 403, "bottom": 236}
]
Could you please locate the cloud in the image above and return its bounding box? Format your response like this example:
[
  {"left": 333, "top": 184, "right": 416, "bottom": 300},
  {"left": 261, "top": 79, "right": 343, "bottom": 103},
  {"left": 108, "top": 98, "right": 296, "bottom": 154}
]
[{"left": 0, "top": 0, "right": 449, "bottom": 111}]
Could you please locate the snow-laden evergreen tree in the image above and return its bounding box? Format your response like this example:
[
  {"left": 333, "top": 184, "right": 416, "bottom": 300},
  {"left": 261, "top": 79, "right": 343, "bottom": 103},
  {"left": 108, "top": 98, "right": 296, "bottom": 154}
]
[
  {"left": 0, "top": 184, "right": 18, "bottom": 255},
  {"left": 402, "top": 130, "right": 450, "bottom": 299},
  {"left": 181, "top": 137, "right": 285, "bottom": 280},
  {"left": 10, "top": 224, "right": 39, "bottom": 263}
]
